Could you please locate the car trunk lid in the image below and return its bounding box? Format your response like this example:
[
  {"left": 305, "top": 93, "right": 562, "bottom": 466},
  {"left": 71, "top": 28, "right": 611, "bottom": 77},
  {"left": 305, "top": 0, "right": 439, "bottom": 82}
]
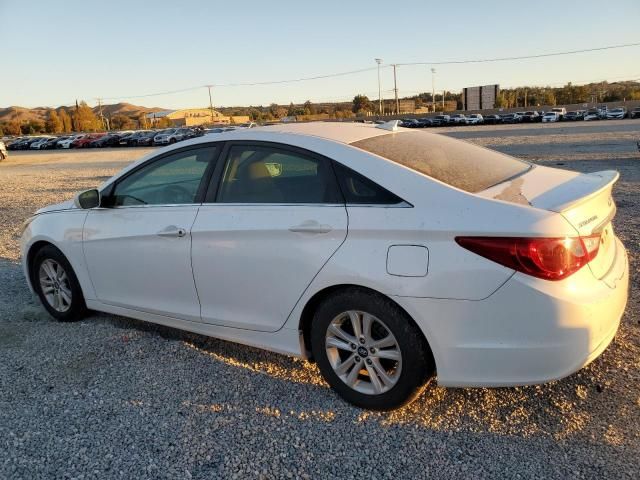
[{"left": 479, "top": 166, "right": 619, "bottom": 281}]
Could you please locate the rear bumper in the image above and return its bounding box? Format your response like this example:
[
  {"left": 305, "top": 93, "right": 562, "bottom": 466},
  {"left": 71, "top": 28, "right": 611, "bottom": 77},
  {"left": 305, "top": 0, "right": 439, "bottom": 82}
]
[{"left": 396, "top": 237, "right": 628, "bottom": 387}]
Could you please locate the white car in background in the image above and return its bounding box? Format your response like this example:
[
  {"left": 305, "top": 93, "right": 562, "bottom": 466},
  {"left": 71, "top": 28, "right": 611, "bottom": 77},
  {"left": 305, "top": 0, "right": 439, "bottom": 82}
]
[
  {"left": 584, "top": 109, "right": 603, "bottom": 121},
  {"left": 449, "top": 114, "right": 467, "bottom": 124},
  {"left": 551, "top": 107, "right": 567, "bottom": 119},
  {"left": 153, "top": 128, "right": 190, "bottom": 145},
  {"left": 21, "top": 122, "right": 628, "bottom": 410},
  {"left": 465, "top": 114, "right": 484, "bottom": 124},
  {"left": 57, "top": 135, "right": 84, "bottom": 149},
  {"left": 606, "top": 107, "right": 627, "bottom": 120},
  {"left": 541, "top": 112, "right": 560, "bottom": 123},
  {"left": 204, "top": 127, "right": 236, "bottom": 135},
  {"left": 29, "top": 137, "right": 55, "bottom": 149}
]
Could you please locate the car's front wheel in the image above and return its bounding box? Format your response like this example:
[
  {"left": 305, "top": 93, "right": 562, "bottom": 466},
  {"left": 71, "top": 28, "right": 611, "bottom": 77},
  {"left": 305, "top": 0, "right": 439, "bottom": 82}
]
[
  {"left": 311, "top": 288, "right": 434, "bottom": 410},
  {"left": 32, "top": 245, "right": 88, "bottom": 322}
]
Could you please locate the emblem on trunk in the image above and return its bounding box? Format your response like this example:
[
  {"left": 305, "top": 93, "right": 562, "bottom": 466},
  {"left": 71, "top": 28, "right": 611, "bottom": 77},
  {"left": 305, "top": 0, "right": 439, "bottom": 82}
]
[{"left": 577, "top": 215, "right": 598, "bottom": 228}]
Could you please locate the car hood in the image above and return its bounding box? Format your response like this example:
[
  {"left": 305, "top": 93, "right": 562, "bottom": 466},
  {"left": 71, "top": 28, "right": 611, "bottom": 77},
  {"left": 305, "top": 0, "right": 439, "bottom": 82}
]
[{"left": 36, "top": 199, "right": 76, "bottom": 214}]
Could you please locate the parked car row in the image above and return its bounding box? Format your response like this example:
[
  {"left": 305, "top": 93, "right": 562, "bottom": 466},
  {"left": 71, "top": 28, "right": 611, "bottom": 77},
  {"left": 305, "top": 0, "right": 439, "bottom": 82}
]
[
  {"left": 4, "top": 124, "right": 261, "bottom": 152},
  {"left": 399, "top": 105, "right": 640, "bottom": 128},
  {"left": 4, "top": 127, "right": 210, "bottom": 151}
]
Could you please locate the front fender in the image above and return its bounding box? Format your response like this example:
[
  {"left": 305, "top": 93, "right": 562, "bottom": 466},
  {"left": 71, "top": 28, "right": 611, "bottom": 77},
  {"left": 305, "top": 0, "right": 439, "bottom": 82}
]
[{"left": 21, "top": 210, "right": 95, "bottom": 300}]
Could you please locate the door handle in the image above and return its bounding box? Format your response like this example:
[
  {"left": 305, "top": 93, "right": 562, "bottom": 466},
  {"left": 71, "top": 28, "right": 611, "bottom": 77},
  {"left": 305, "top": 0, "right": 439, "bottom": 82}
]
[
  {"left": 157, "top": 226, "right": 187, "bottom": 238},
  {"left": 288, "top": 220, "right": 333, "bottom": 234}
]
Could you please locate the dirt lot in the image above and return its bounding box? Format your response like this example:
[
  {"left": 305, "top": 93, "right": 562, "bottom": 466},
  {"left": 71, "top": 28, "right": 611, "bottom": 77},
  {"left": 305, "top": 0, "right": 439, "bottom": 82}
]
[{"left": 1, "top": 120, "right": 639, "bottom": 479}]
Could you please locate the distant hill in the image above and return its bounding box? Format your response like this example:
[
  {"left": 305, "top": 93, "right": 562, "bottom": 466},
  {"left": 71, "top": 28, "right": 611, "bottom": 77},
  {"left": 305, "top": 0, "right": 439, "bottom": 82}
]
[{"left": 0, "top": 102, "right": 167, "bottom": 124}]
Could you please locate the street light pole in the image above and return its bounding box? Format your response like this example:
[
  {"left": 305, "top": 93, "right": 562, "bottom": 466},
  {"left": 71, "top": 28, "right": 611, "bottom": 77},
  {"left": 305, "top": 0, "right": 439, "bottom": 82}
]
[
  {"left": 431, "top": 68, "right": 436, "bottom": 113},
  {"left": 375, "top": 58, "right": 383, "bottom": 116}
]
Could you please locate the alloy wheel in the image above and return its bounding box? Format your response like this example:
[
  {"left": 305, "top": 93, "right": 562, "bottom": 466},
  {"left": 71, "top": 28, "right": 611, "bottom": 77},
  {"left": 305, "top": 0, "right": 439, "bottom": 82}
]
[
  {"left": 38, "top": 259, "right": 72, "bottom": 313},
  {"left": 325, "top": 310, "right": 402, "bottom": 395}
]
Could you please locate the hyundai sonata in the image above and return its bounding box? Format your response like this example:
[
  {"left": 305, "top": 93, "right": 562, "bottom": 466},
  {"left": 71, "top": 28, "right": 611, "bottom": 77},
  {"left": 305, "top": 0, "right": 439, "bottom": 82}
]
[{"left": 21, "top": 122, "right": 628, "bottom": 410}]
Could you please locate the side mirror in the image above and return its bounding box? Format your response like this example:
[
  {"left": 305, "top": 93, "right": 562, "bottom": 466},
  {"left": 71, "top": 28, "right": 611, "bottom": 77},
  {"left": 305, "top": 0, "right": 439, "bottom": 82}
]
[{"left": 74, "top": 188, "right": 101, "bottom": 209}]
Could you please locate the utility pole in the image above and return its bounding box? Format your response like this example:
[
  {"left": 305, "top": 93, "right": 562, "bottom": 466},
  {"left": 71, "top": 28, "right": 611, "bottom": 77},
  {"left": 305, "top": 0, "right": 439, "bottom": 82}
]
[
  {"left": 375, "top": 58, "right": 383, "bottom": 116},
  {"left": 206, "top": 85, "right": 215, "bottom": 124},
  {"left": 430, "top": 68, "right": 436, "bottom": 112},
  {"left": 442, "top": 90, "right": 445, "bottom": 110},
  {"left": 392, "top": 64, "right": 399, "bottom": 115},
  {"left": 96, "top": 97, "right": 107, "bottom": 131},
  {"left": 74, "top": 99, "right": 79, "bottom": 132}
]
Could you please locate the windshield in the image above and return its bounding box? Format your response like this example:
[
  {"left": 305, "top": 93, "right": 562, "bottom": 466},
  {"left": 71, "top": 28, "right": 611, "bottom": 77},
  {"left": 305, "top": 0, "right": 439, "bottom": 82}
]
[{"left": 351, "top": 132, "right": 530, "bottom": 193}]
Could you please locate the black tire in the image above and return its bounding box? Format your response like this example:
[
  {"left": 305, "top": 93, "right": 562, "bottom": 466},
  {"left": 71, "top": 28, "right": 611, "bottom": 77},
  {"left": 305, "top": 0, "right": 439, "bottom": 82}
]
[
  {"left": 310, "top": 288, "right": 434, "bottom": 410},
  {"left": 31, "top": 245, "right": 88, "bottom": 322}
]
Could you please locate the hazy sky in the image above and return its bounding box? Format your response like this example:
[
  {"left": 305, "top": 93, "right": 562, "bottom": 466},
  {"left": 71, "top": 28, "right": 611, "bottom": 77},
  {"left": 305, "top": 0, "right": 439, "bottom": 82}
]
[{"left": 1, "top": 0, "right": 639, "bottom": 109}]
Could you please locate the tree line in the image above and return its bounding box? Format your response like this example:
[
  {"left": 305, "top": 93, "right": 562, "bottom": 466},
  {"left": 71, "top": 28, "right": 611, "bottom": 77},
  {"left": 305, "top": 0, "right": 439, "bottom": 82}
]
[
  {"left": 494, "top": 81, "right": 640, "bottom": 109},
  {"left": 2, "top": 80, "right": 638, "bottom": 135},
  {"left": 0, "top": 101, "right": 175, "bottom": 136}
]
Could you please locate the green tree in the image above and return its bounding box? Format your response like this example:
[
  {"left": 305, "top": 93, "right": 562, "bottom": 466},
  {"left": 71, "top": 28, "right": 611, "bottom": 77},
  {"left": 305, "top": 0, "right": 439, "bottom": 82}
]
[
  {"left": 73, "top": 101, "right": 101, "bottom": 131},
  {"left": 542, "top": 90, "right": 556, "bottom": 106},
  {"left": 20, "top": 121, "right": 45, "bottom": 134},
  {"left": 4, "top": 120, "right": 22, "bottom": 136},
  {"left": 268, "top": 103, "right": 287, "bottom": 119},
  {"left": 154, "top": 117, "right": 173, "bottom": 128},
  {"left": 45, "top": 109, "right": 63, "bottom": 133},
  {"left": 303, "top": 100, "right": 317, "bottom": 115},
  {"left": 352, "top": 94, "right": 372, "bottom": 114},
  {"left": 59, "top": 109, "right": 73, "bottom": 132},
  {"left": 111, "top": 114, "right": 135, "bottom": 130},
  {"left": 494, "top": 93, "right": 507, "bottom": 108},
  {"left": 137, "top": 113, "right": 148, "bottom": 129}
]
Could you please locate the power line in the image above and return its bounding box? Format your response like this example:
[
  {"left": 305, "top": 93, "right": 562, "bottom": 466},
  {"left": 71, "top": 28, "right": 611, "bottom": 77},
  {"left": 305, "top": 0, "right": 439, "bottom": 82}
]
[
  {"left": 48, "top": 42, "right": 640, "bottom": 109},
  {"left": 395, "top": 42, "right": 640, "bottom": 66},
  {"left": 101, "top": 66, "right": 380, "bottom": 101},
  {"left": 213, "top": 66, "right": 379, "bottom": 87},
  {"left": 99, "top": 42, "right": 640, "bottom": 101}
]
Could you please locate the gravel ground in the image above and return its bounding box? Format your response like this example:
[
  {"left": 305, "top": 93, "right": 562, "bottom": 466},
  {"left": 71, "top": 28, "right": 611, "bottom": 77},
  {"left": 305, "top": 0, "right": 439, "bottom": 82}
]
[{"left": 1, "top": 123, "right": 639, "bottom": 479}]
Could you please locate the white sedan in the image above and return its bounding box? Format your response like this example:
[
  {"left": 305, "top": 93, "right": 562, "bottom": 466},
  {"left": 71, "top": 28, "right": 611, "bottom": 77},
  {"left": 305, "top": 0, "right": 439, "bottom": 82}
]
[
  {"left": 541, "top": 112, "right": 560, "bottom": 123},
  {"left": 20, "top": 122, "right": 628, "bottom": 410},
  {"left": 465, "top": 114, "right": 483, "bottom": 124},
  {"left": 57, "top": 135, "right": 84, "bottom": 149},
  {"left": 29, "top": 137, "right": 55, "bottom": 149}
]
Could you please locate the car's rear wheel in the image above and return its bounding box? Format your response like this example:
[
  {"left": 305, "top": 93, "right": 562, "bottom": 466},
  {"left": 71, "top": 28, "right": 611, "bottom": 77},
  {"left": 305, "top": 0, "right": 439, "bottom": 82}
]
[
  {"left": 32, "top": 245, "right": 88, "bottom": 322},
  {"left": 310, "top": 288, "right": 434, "bottom": 410}
]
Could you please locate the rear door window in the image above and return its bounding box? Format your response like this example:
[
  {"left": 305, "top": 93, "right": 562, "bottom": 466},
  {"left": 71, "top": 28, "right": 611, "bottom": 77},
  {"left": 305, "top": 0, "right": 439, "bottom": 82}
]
[
  {"left": 217, "top": 144, "right": 342, "bottom": 204},
  {"left": 332, "top": 162, "right": 403, "bottom": 205},
  {"left": 351, "top": 132, "right": 530, "bottom": 193}
]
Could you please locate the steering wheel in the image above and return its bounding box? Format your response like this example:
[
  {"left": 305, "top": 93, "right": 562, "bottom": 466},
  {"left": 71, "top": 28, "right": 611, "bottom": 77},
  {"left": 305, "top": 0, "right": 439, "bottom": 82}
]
[{"left": 164, "top": 185, "right": 193, "bottom": 204}]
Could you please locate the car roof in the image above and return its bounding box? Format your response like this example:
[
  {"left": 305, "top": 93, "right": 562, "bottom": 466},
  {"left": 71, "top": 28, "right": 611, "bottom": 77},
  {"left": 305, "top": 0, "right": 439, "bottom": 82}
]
[
  {"left": 238, "top": 122, "right": 395, "bottom": 144},
  {"left": 103, "top": 122, "right": 405, "bottom": 186}
]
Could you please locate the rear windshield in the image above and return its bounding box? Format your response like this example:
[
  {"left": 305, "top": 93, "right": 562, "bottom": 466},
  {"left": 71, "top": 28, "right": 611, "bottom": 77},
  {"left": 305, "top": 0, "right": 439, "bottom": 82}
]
[{"left": 350, "top": 132, "right": 530, "bottom": 193}]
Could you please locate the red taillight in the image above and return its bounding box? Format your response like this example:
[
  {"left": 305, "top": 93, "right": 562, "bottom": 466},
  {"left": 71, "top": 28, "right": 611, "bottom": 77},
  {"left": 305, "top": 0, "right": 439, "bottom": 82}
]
[{"left": 455, "top": 234, "right": 601, "bottom": 281}]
